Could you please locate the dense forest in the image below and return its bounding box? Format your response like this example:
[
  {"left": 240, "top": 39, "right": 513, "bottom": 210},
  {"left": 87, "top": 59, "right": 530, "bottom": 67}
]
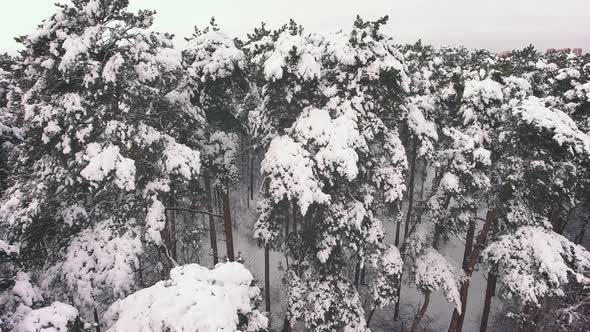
[{"left": 1, "top": 0, "right": 589, "bottom": 331}]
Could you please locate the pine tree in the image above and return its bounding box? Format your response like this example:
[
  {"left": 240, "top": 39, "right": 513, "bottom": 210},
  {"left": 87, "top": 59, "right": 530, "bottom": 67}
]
[
  {"left": 0, "top": 0, "right": 203, "bottom": 317},
  {"left": 183, "top": 18, "right": 251, "bottom": 263},
  {"left": 0, "top": 53, "right": 21, "bottom": 194},
  {"left": 251, "top": 16, "right": 409, "bottom": 331}
]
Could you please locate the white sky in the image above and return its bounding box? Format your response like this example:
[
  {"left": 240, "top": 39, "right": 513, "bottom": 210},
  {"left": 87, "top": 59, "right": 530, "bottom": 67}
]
[{"left": 1, "top": 0, "right": 589, "bottom": 54}]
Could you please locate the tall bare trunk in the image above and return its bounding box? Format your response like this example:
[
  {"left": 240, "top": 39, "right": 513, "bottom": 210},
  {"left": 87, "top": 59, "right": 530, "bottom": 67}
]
[
  {"left": 420, "top": 159, "right": 428, "bottom": 201},
  {"left": 449, "top": 209, "right": 496, "bottom": 332},
  {"left": 93, "top": 308, "right": 101, "bottom": 332},
  {"left": 404, "top": 140, "right": 417, "bottom": 239},
  {"left": 393, "top": 202, "right": 403, "bottom": 320},
  {"left": 394, "top": 142, "right": 417, "bottom": 320},
  {"left": 479, "top": 270, "right": 496, "bottom": 332},
  {"left": 283, "top": 316, "right": 291, "bottom": 332},
  {"left": 410, "top": 291, "right": 431, "bottom": 332},
  {"left": 246, "top": 148, "right": 250, "bottom": 209},
  {"left": 170, "top": 191, "right": 178, "bottom": 261},
  {"left": 221, "top": 186, "right": 235, "bottom": 262},
  {"left": 292, "top": 201, "right": 298, "bottom": 235},
  {"left": 159, "top": 190, "right": 178, "bottom": 278},
  {"left": 285, "top": 204, "right": 290, "bottom": 239},
  {"left": 264, "top": 244, "right": 271, "bottom": 312},
  {"left": 453, "top": 279, "right": 471, "bottom": 331},
  {"left": 250, "top": 153, "right": 255, "bottom": 200},
  {"left": 354, "top": 259, "right": 361, "bottom": 289},
  {"left": 575, "top": 218, "right": 588, "bottom": 244},
  {"left": 548, "top": 207, "right": 566, "bottom": 234},
  {"left": 204, "top": 172, "right": 219, "bottom": 266},
  {"left": 360, "top": 263, "right": 366, "bottom": 285},
  {"left": 366, "top": 307, "right": 376, "bottom": 327},
  {"left": 394, "top": 206, "right": 402, "bottom": 247},
  {"left": 449, "top": 218, "right": 475, "bottom": 332}
]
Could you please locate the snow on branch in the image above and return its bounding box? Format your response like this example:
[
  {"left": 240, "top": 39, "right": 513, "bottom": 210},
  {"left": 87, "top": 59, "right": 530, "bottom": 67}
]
[
  {"left": 0, "top": 239, "right": 19, "bottom": 258},
  {"left": 483, "top": 226, "right": 590, "bottom": 306},
  {"left": 185, "top": 30, "right": 245, "bottom": 82},
  {"left": 57, "top": 219, "right": 143, "bottom": 310},
  {"left": 79, "top": 143, "right": 136, "bottom": 191},
  {"left": 261, "top": 135, "right": 329, "bottom": 215},
  {"left": 415, "top": 248, "right": 463, "bottom": 313},
  {"left": 514, "top": 96, "right": 590, "bottom": 156}
]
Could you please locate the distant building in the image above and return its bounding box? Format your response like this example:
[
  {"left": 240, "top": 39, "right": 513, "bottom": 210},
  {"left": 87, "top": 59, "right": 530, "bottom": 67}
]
[{"left": 546, "top": 48, "right": 584, "bottom": 55}]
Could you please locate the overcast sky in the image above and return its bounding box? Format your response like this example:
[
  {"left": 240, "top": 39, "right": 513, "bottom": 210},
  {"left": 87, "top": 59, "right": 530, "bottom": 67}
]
[{"left": 1, "top": 0, "right": 589, "bottom": 54}]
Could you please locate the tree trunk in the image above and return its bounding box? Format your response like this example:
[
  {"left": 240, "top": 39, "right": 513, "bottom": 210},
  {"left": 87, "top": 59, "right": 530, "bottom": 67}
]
[
  {"left": 395, "top": 141, "right": 417, "bottom": 319},
  {"left": 204, "top": 172, "right": 219, "bottom": 266},
  {"left": 246, "top": 149, "right": 250, "bottom": 209},
  {"left": 453, "top": 279, "right": 471, "bottom": 331},
  {"left": 250, "top": 152, "right": 255, "bottom": 200},
  {"left": 420, "top": 159, "right": 428, "bottom": 201},
  {"left": 479, "top": 270, "right": 497, "bottom": 332},
  {"left": 159, "top": 191, "right": 178, "bottom": 278},
  {"left": 93, "top": 308, "right": 101, "bottom": 332},
  {"left": 264, "top": 244, "right": 271, "bottom": 312},
  {"left": 575, "top": 218, "right": 588, "bottom": 245},
  {"left": 221, "top": 187, "right": 235, "bottom": 262},
  {"left": 395, "top": 142, "right": 417, "bottom": 321},
  {"left": 405, "top": 140, "right": 417, "bottom": 239},
  {"left": 449, "top": 218, "right": 476, "bottom": 332},
  {"left": 548, "top": 207, "right": 563, "bottom": 234},
  {"left": 393, "top": 203, "right": 403, "bottom": 320},
  {"left": 360, "top": 263, "right": 366, "bottom": 285},
  {"left": 366, "top": 307, "right": 376, "bottom": 328},
  {"left": 283, "top": 316, "right": 292, "bottom": 332},
  {"left": 410, "top": 291, "right": 431, "bottom": 332},
  {"left": 285, "top": 203, "right": 290, "bottom": 239},
  {"left": 168, "top": 188, "right": 178, "bottom": 262},
  {"left": 354, "top": 259, "right": 361, "bottom": 289},
  {"left": 292, "top": 201, "right": 298, "bottom": 235},
  {"left": 393, "top": 285, "right": 402, "bottom": 321},
  {"left": 170, "top": 192, "right": 177, "bottom": 261},
  {"left": 449, "top": 209, "right": 496, "bottom": 332}
]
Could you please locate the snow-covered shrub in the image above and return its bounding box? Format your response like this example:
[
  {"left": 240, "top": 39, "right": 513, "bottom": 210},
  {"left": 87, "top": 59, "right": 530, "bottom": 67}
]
[
  {"left": 104, "top": 262, "right": 268, "bottom": 332},
  {"left": 9, "top": 302, "right": 80, "bottom": 332}
]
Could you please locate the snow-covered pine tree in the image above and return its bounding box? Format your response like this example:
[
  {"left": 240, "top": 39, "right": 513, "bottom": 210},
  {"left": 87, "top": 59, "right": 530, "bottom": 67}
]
[
  {"left": 245, "top": 19, "right": 318, "bottom": 147},
  {"left": 444, "top": 50, "right": 507, "bottom": 332},
  {"left": 401, "top": 47, "right": 505, "bottom": 331},
  {"left": 469, "top": 46, "right": 590, "bottom": 331},
  {"left": 0, "top": 53, "right": 22, "bottom": 194},
  {"left": 251, "top": 16, "right": 408, "bottom": 331},
  {"left": 425, "top": 45, "right": 590, "bottom": 332},
  {"left": 481, "top": 92, "right": 590, "bottom": 329},
  {"left": 396, "top": 39, "right": 441, "bottom": 321},
  {"left": 244, "top": 18, "right": 325, "bottom": 326},
  {"left": 183, "top": 18, "right": 251, "bottom": 263},
  {"left": 0, "top": 0, "right": 203, "bottom": 321}
]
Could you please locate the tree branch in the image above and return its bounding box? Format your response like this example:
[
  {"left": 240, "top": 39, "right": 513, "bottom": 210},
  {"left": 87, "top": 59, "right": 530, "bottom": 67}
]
[{"left": 165, "top": 207, "right": 222, "bottom": 219}]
